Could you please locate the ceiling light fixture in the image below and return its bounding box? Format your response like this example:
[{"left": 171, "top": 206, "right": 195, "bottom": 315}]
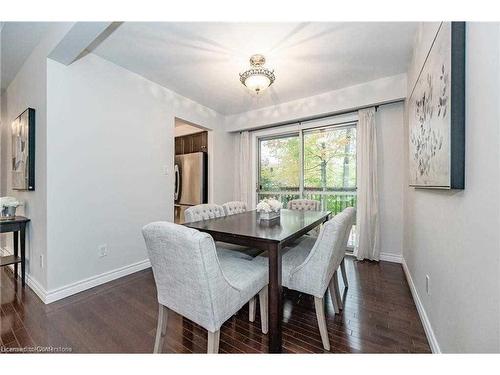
[{"left": 239, "top": 54, "right": 275, "bottom": 94}]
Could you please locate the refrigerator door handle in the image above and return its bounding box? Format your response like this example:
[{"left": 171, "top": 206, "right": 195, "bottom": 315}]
[{"left": 174, "top": 164, "right": 180, "bottom": 201}]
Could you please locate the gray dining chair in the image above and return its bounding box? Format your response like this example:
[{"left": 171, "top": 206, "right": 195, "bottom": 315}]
[
  {"left": 287, "top": 199, "right": 321, "bottom": 211},
  {"left": 142, "top": 221, "right": 268, "bottom": 353},
  {"left": 186, "top": 202, "right": 262, "bottom": 259},
  {"left": 288, "top": 199, "right": 322, "bottom": 235},
  {"left": 184, "top": 204, "right": 226, "bottom": 223},
  {"left": 254, "top": 212, "right": 349, "bottom": 351},
  {"left": 337, "top": 207, "right": 356, "bottom": 295},
  {"left": 222, "top": 201, "right": 247, "bottom": 216}
]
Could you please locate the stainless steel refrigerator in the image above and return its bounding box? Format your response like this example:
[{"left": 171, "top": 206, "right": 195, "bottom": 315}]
[{"left": 174, "top": 152, "right": 208, "bottom": 223}]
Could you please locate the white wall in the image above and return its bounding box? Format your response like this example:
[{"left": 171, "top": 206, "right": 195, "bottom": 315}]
[
  {"left": 224, "top": 74, "right": 407, "bottom": 132},
  {"left": 0, "top": 23, "right": 73, "bottom": 289},
  {"left": 403, "top": 22, "right": 500, "bottom": 352},
  {"left": 46, "top": 53, "right": 234, "bottom": 293}
]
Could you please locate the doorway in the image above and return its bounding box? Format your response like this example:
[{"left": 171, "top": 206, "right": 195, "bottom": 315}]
[{"left": 174, "top": 119, "right": 209, "bottom": 224}]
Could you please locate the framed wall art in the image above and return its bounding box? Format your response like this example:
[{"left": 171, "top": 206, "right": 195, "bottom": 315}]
[
  {"left": 12, "top": 108, "right": 35, "bottom": 191},
  {"left": 408, "top": 22, "right": 465, "bottom": 189}
]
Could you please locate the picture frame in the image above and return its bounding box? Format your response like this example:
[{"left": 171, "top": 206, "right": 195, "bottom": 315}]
[
  {"left": 408, "top": 22, "right": 465, "bottom": 189},
  {"left": 11, "top": 108, "right": 36, "bottom": 191}
]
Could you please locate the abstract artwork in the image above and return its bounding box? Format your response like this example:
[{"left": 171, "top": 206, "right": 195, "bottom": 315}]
[
  {"left": 408, "top": 22, "right": 465, "bottom": 189},
  {"left": 11, "top": 108, "right": 35, "bottom": 191}
]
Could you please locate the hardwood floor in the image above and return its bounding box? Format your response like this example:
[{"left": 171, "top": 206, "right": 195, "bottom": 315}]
[{"left": 0, "top": 257, "right": 431, "bottom": 353}]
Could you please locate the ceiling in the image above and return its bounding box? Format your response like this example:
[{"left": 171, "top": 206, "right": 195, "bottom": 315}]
[
  {"left": 93, "top": 22, "right": 418, "bottom": 115},
  {"left": 1, "top": 22, "right": 52, "bottom": 90}
]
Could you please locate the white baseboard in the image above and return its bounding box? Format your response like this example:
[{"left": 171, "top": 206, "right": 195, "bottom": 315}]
[
  {"left": 44, "top": 259, "right": 151, "bottom": 304},
  {"left": 402, "top": 258, "right": 441, "bottom": 353},
  {"left": 379, "top": 252, "right": 403, "bottom": 263},
  {"left": 26, "top": 273, "right": 48, "bottom": 301},
  {"left": 3, "top": 247, "right": 151, "bottom": 304}
]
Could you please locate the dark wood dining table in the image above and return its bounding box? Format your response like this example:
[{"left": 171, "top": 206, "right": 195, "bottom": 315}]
[{"left": 184, "top": 208, "right": 331, "bottom": 353}]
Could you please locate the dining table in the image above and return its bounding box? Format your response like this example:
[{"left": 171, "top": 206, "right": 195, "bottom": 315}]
[{"left": 184, "top": 208, "right": 331, "bottom": 353}]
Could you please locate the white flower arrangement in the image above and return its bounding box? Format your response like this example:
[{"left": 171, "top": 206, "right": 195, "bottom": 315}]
[
  {"left": 0, "top": 196, "right": 23, "bottom": 208},
  {"left": 256, "top": 198, "right": 282, "bottom": 213}
]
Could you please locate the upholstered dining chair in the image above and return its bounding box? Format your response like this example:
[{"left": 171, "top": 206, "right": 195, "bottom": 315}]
[
  {"left": 184, "top": 204, "right": 226, "bottom": 223},
  {"left": 254, "top": 212, "right": 349, "bottom": 351},
  {"left": 222, "top": 201, "right": 247, "bottom": 216},
  {"left": 287, "top": 199, "right": 321, "bottom": 211},
  {"left": 185, "top": 203, "right": 262, "bottom": 259},
  {"left": 142, "top": 222, "right": 268, "bottom": 354},
  {"left": 288, "top": 199, "right": 322, "bottom": 235},
  {"left": 337, "top": 207, "right": 356, "bottom": 296}
]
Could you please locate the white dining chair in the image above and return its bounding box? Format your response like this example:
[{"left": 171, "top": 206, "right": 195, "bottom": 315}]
[
  {"left": 142, "top": 222, "right": 268, "bottom": 354},
  {"left": 288, "top": 199, "right": 322, "bottom": 235},
  {"left": 186, "top": 203, "right": 262, "bottom": 259},
  {"left": 222, "top": 201, "right": 247, "bottom": 216},
  {"left": 287, "top": 199, "right": 321, "bottom": 211},
  {"left": 184, "top": 204, "right": 226, "bottom": 223},
  {"left": 254, "top": 212, "right": 349, "bottom": 351},
  {"left": 337, "top": 207, "right": 356, "bottom": 295}
]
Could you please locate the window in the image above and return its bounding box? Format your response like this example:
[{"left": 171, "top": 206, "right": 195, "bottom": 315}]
[{"left": 257, "top": 123, "right": 357, "bottom": 246}]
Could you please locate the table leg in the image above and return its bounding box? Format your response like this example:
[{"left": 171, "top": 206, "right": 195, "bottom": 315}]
[
  {"left": 20, "top": 225, "right": 26, "bottom": 287},
  {"left": 268, "top": 243, "right": 282, "bottom": 353},
  {"left": 13, "top": 231, "right": 18, "bottom": 279}
]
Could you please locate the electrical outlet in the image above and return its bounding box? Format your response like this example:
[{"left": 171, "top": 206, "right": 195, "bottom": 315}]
[
  {"left": 425, "top": 275, "right": 431, "bottom": 295},
  {"left": 98, "top": 244, "right": 108, "bottom": 258},
  {"left": 39, "top": 254, "right": 44, "bottom": 269}
]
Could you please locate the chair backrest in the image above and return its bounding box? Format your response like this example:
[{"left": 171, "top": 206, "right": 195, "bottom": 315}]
[
  {"left": 184, "top": 204, "right": 226, "bottom": 223},
  {"left": 339, "top": 207, "right": 356, "bottom": 252},
  {"left": 288, "top": 212, "right": 349, "bottom": 297},
  {"left": 287, "top": 199, "right": 321, "bottom": 211},
  {"left": 142, "top": 221, "right": 240, "bottom": 332},
  {"left": 222, "top": 201, "right": 247, "bottom": 216}
]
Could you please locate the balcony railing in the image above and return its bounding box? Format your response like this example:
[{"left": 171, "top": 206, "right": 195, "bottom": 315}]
[{"left": 258, "top": 189, "right": 356, "bottom": 216}]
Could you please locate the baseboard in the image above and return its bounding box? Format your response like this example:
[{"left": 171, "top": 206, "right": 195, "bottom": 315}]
[
  {"left": 2, "top": 247, "right": 151, "bottom": 305},
  {"left": 44, "top": 259, "right": 151, "bottom": 304},
  {"left": 26, "top": 273, "right": 49, "bottom": 301},
  {"left": 379, "top": 252, "right": 403, "bottom": 263},
  {"left": 402, "top": 258, "right": 441, "bottom": 353}
]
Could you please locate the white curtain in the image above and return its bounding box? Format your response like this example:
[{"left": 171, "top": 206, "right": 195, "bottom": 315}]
[
  {"left": 354, "top": 107, "right": 380, "bottom": 261},
  {"left": 234, "top": 131, "right": 252, "bottom": 207}
]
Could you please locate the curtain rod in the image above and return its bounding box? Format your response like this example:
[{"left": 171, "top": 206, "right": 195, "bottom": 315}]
[{"left": 240, "top": 99, "right": 404, "bottom": 134}]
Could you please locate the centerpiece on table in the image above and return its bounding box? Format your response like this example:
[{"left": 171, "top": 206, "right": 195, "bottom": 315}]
[
  {"left": 0, "top": 197, "right": 23, "bottom": 220},
  {"left": 256, "top": 198, "right": 282, "bottom": 221}
]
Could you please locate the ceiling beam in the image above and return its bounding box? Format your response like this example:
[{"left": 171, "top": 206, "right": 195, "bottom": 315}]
[{"left": 48, "top": 22, "right": 122, "bottom": 65}]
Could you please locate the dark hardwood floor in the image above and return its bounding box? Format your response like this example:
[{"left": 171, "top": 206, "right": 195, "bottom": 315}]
[{"left": 0, "top": 257, "right": 431, "bottom": 353}]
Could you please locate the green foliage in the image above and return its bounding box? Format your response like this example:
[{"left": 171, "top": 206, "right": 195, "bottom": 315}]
[{"left": 259, "top": 127, "right": 356, "bottom": 192}]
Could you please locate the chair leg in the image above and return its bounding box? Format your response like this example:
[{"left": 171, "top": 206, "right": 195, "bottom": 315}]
[
  {"left": 258, "top": 287, "right": 268, "bottom": 334},
  {"left": 207, "top": 330, "right": 220, "bottom": 354},
  {"left": 249, "top": 296, "right": 256, "bottom": 322},
  {"left": 314, "top": 296, "right": 330, "bottom": 351},
  {"left": 328, "top": 277, "right": 340, "bottom": 314},
  {"left": 153, "top": 304, "right": 168, "bottom": 353},
  {"left": 340, "top": 258, "right": 349, "bottom": 288},
  {"left": 333, "top": 270, "right": 343, "bottom": 310}
]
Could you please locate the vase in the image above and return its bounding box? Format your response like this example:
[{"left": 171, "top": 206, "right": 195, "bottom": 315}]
[
  {"left": 0, "top": 206, "right": 17, "bottom": 220},
  {"left": 258, "top": 209, "right": 280, "bottom": 221}
]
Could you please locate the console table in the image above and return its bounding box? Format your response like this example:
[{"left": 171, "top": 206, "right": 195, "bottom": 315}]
[{"left": 0, "top": 216, "right": 30, "bottom": 286}]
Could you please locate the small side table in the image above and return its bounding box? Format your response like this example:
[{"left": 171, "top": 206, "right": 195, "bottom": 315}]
[{"left": 0, "top": 216, "right": 30, "bottom": 286}]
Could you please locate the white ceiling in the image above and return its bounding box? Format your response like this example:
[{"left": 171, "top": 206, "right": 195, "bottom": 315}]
[
  {"left": 1, "top": 22, "right": 52, "bottom": 90},
  {"left": 93, "top": 22, "right": 418, "bottom": 115}
]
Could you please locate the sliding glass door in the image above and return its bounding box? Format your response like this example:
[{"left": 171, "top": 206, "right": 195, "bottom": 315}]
[{"left": 257, "top": 123, "right": 357, "bottom": 215}]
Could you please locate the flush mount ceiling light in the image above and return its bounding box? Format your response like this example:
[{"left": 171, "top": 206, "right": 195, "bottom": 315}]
[{"left": 239, "top": 54, "right": 275, "bottom": 94}]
